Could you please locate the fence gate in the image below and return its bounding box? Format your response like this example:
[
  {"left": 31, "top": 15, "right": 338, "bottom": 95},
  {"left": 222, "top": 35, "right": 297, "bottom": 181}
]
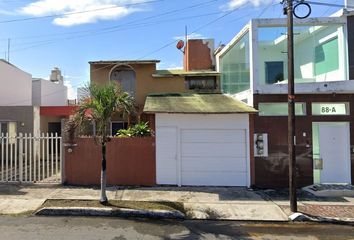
[{"left": 0, "top": 133, "right": 62, "bottom": 183}]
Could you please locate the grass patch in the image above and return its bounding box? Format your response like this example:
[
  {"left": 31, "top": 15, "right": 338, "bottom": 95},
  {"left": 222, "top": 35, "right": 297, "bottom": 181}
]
[
  {"left": 42, "top": 199, "right": 185, "bottom": 213},
  {"left": 0, "top": 211, "right": 35, "bottom": 217}
]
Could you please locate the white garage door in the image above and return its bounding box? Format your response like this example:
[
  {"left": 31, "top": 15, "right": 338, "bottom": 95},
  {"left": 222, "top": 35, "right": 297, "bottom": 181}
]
[
  {"left": 180, "top": 129, "right": 247, "bottom": 186},
  {"left": 155, "top": 114, "right": 250, "bottom": 187}
]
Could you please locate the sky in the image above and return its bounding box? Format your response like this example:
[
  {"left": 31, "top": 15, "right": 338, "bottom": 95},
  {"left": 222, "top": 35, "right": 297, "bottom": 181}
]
[{"left": 0, "top": 0, "right": 345, "bottom": 99}]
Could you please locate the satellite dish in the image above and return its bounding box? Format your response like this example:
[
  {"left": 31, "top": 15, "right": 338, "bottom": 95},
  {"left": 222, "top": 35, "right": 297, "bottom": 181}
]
[{"left": 176, "top": 40, "right": 185, "bottom": 50}]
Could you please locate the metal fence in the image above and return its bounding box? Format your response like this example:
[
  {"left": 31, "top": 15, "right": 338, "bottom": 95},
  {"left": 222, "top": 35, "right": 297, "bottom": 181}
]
[{"left": 0, "top": 133, "right": 62, "bottom": 183}]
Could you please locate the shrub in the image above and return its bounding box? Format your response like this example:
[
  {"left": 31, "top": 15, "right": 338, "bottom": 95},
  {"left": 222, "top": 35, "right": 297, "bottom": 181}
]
[{"left": 116, "top": 122, "right": 153, "bottom": 138}]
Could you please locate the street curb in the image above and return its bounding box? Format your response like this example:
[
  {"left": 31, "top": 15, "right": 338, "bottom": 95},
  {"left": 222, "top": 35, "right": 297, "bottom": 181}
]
[
  {"left": 289, "top": 213, "right": 354, "bottom": 225},
  {"left": 35, "top": 207, "right": 185, "bottom": 219}
]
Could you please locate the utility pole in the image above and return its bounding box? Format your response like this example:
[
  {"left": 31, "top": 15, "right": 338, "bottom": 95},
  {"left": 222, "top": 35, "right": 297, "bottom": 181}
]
[{"left": 286, "top": 0, "right": 297, "bottom": 213}]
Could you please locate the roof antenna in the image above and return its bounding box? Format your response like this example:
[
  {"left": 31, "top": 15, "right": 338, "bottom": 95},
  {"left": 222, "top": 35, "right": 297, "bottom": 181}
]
[{"left": 7, "top": 38, "right": 10, "bottom": 62}]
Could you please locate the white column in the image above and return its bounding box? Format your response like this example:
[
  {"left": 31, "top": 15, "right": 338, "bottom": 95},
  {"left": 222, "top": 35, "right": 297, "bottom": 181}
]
[{"left": 345, "top": 0, "right": 354, "bottom": 11}]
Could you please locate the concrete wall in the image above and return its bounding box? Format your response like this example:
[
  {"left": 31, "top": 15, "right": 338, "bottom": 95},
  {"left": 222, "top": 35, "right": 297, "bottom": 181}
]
[
  {"left": 64, "top": 137, "right": 156, "bottom": 186},
  {"left": 90, "top": 63, "right": 186, "bottom": 107},
  {"left": 0, "top": 106, "right": 34, "bottom": 134},
  {"left": 32, "top": 79, "right": 67, "bottom": 106},
  {"left": 0, "top": 60, "right": 32, "bottom": 106},
  {"left": 258, "top": 42, "right": 287, "bottom": 85}
]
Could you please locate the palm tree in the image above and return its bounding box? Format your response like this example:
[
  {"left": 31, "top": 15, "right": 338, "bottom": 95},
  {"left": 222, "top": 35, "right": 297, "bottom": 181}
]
[{"left": 68, "top": 83, "right": 134, "bottom": 203}]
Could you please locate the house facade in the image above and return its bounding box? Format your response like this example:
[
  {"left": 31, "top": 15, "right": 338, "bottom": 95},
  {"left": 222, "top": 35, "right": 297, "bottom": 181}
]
[
  {"left": 89, "top": 39, "right": 220, "bottom": 135},
  {"left": 216, "top": 12, "right": 354, "bottom": 187},
  {"left": 84, "top": 39, "right": 259, "bottom": 187},
  {"left": 33, "top": 67, "right": 70, "bottom": 136},
  {"left": 0, "top": 59, "right": 36, "bottom": 135},
  {"left": 0, "top": 60, "right": 69, "bottom": 136}
]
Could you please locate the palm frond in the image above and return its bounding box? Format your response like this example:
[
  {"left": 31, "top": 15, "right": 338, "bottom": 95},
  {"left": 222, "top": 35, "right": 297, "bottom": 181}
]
[{"left": 66, "top": 82, "right": 135, "bottom": 144}]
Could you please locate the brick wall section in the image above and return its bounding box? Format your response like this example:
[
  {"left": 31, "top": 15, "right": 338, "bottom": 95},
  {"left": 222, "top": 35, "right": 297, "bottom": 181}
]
[
  {"left": 249, "top": 114, "right": 256, "bottom": 186},
  {"left": 253, "top": 94, "right": 354, "bottom": 188},
  {"left": 64, "top": 137, "right": 156, "bottom": 186},
  {"left": 184, "top": 39, "right": 213, "bottom": 71}
]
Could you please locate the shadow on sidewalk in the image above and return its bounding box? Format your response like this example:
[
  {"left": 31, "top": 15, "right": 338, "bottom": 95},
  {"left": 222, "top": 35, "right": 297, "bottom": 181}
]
[{"left": 0, "top": 183, "right": 61, "bottom": 196}]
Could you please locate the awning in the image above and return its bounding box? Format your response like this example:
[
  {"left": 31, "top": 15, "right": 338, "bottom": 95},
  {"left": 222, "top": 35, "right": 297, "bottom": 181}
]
[{"left": 143, "top": 93, "right": 257, "bottom": 114}]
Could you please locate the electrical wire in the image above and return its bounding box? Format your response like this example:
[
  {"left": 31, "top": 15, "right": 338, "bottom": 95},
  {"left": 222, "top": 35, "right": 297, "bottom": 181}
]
[
  {"left": 0, "top": 0, "right": 164, "bottom": 24},
  {"left": 0, "top": 10, "right": 231, "bottom": 55},
  {"left": 0, "top": 1, "right": 298, "bottom": 105},
  {"left": 0, "top": 0, "right": 221, "bottom": 51},
  {"left": 305, "top": 1, "right": 354, "bottom": 9}
]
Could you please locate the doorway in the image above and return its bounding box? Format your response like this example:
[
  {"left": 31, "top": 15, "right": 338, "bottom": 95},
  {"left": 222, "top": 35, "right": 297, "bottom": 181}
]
[{"left": 312, "top": 122, "right": 351, "bottom": 184}]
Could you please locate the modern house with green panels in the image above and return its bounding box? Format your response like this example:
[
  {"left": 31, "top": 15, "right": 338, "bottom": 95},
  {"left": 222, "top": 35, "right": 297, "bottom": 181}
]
[{"left": 216, "top": 10, "right": 354, "bottom": 188}]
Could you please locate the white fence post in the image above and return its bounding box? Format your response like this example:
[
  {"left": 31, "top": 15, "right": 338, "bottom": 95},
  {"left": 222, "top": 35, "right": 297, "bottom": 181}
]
[
  {"left": 1, "top": 133, "right": 4, "bottom": 182},
  {"left": 0, "top": 133, "right": 62, "bottom": 184},
  {"left": 19, "top": 133, "right": 23, "bottom": 182}
]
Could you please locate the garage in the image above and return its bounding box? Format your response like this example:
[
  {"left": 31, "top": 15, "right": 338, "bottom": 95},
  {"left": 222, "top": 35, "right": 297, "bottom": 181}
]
[{"left": 143, "top": 93, "right": 257, "bottom": 187}]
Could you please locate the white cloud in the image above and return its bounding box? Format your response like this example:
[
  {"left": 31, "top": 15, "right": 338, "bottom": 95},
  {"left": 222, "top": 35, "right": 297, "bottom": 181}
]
[
  {"left": 173, "top": 33, "right": 204, "bottom": 40},
  {"left": 157, "top": 62, "right": 183, "bottom": 70},
  {"left": 20, "top": 0, "right": 147, "bottom": 27},
  {"left": 64, "top": 80, "right": 76, "bottom": 99},
  {"left": 223, "top": 0, "right": 273, "bottom": 10}
]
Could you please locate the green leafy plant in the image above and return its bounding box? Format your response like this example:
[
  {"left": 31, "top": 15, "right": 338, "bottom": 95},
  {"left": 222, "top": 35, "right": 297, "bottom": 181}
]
[
  {"left": 66, "top": 83, "right": 134, "bottom": 203},
  {"left": 116, "top": 122, "right": 153, "bottom": 138}
]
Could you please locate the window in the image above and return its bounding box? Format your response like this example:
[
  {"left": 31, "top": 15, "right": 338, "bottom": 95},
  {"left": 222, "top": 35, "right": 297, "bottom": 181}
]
[
  {"left": 265, "top": 61, "right": 284, "bottom": 84},
  {"left": 315, "top": 37, "right": 339, "bottom": 75},
  {"left": 110, "top": 65, "right": 136, "bottom": 97},
  {"left": 220, "top": 32, "right": 250, "bottom": 94},
  {"left": 258, "top": 103, "right": 306, "bottom": 116},
  {"left": 312, "top": 102, "right": 349, "bottom": 115},
  {"left": 0, "top": 122, "right": 17, "bottom": 144},
  {"left": 257, "top": 24, "right": 344, "bottom": 84},
  {"left": 0, "top": 122, "right": 8, "bottom": 135},
  {"left": 185, "top": 76, "right": 217, "bottom": 90},
  {"left": 111, "top": 121, "right": 128, "bottom": 136}
]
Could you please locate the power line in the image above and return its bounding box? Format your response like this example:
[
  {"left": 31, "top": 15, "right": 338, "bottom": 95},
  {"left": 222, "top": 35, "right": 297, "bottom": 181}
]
[
  {"left": 2, "top": 2, "right": 274, "bottom": 105},
  {"left": 0, "top": 1, "right": 225, "bottom": 54},
  {"left": 305, "top": 0, "right": 354, "bottom": 9},
  {"left": 1, "top": 10, "right": 229, "bottom": 54},
  {"left": 0, "top": 0, "right": 220, "bottom": 42},
  {"left": 0, "top": 0, "right": 222, "bottom": 52},
  {"left": 0, "top": 0, "right": 164, "bottom": 24}
]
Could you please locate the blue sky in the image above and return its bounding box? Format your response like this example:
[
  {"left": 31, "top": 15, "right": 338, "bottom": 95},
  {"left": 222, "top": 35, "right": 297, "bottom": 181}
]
[{"left": 0, "top": 0, "right": 344, "bottom": 99}]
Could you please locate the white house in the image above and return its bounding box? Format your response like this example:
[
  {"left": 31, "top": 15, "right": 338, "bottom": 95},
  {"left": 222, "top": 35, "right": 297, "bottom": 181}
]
[
  {"left": 0, "top": 60, "right": 35, "bottom": 135},
  {"left": 0, "top": 59, "right": 32, "bottom": 106},
  {"left": 144, "top": 93, "right": 257, "bottom": 187}
]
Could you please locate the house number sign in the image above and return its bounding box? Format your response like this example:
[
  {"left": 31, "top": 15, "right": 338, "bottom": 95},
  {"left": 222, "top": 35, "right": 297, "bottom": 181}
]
[{"left": 312, "top": 103, "right": 348, "bottom": 115}]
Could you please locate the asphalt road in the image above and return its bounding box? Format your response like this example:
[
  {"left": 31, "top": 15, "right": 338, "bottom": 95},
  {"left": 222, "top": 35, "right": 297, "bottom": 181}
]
[{"left": 0, "top": 216, "right": 353, "bottom": 240}]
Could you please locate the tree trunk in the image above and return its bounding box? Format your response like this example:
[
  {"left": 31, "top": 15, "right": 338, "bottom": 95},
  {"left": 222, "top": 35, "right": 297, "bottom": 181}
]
[{"left": 100, "top": 142, "right": 108, "bottom": 203}]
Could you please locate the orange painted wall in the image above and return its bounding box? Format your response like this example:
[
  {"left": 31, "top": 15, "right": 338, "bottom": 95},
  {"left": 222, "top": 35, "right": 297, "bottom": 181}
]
[
  {"left": 64, "top": 137, "right": 156, "bottom": 186},
  {"left": 90, "top": 63, "right": 186, "bottom": 107}
]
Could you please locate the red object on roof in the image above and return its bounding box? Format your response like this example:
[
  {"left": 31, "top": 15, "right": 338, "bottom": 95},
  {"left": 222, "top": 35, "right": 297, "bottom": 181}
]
[
  {"left": 40, "top": 106, "right": 77, "bottom": 117},
  {"left": 176, "top": 40, "right": 185, "bottom": 50}
]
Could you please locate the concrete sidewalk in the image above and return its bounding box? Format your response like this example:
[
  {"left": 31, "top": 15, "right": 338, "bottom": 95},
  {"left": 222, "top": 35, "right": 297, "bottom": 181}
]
[
  {"left": 257, "top": 188, "right": 354, "bottom": 223},
  {"left": 0, "top": 184, "right": 288, "bottom": 221},
  {"left": 0, "top": 184, "right": 353, "bottom": 222}
]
